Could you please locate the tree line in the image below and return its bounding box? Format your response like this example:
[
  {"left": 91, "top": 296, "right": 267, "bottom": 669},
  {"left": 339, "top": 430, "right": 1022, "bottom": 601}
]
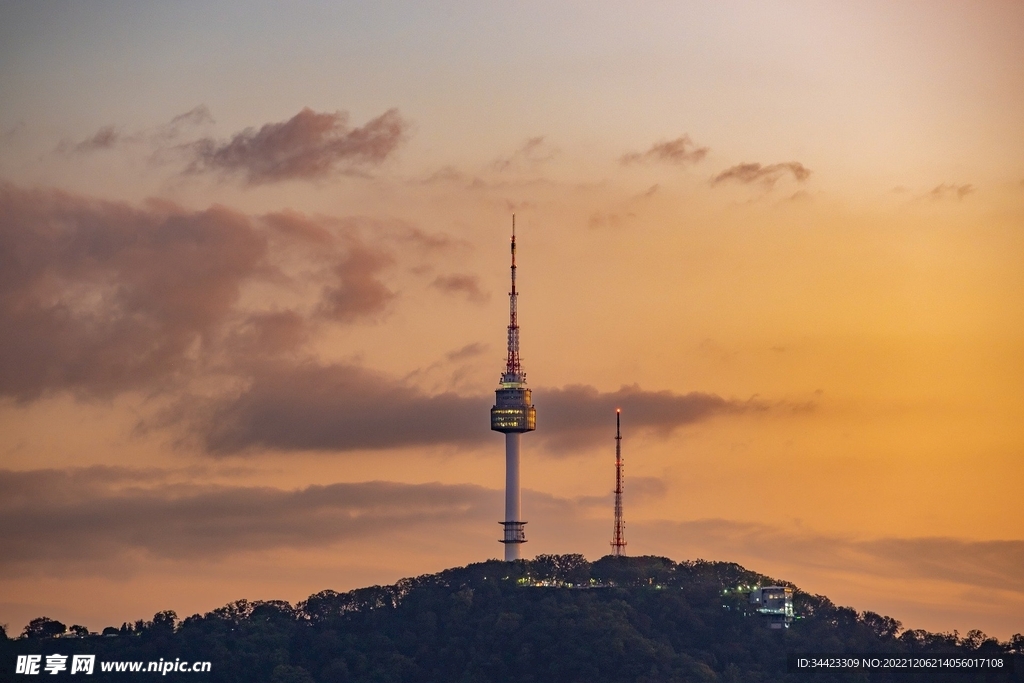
[{"left": 3, "top": 555, "right": 1022, "bottom": 682}]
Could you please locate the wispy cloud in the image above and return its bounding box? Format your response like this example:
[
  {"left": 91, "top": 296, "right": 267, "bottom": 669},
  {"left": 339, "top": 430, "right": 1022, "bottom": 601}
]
[
  {"left": 493, "top": 136, "right": 557, "bottom": 172},
  {"left": 57, "top": 126, "right": 120, "bottom": 155},
  {"left": 167, "top": 105, "right": 214, "bottom": 130},
  {"left": 620, "top": 135, "right": 708, "bottom": 166},
  {"left": 186, "top": 107, "right": 407, "bottom": 184},
  {"left": 5, "top": 466, "right": 1021, "bottom": 601},
  {"left": 445, "top": 342, "right": 488, "bottom": 362},
  {"left": 431, "top": 274, "right": 489, "bottom": 303},
  {"left": 634, "top": 519, "right": 1024, "bottom": 596},
  {"left": 929, "top": 183, "right": 975, "bottom": 200},
  {"left": 711, "top": 161, "right": 811, "bottom": 189},
  {"left": 0, "top": 468, "right": 497, "bottom": 576},
  {"left": 56, "top": 105, "right": 214, "bottom": 156}
]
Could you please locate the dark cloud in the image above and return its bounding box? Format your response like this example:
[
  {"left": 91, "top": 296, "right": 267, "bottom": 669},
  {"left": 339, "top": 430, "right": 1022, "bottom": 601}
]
[
  {"left": 431, "top": 274, "right": 489, "bottom": 303},
  {"left": 183, "top": 362, "right": 754, "bottom": 454},
  {"left": 929, "top": 183, "right": 975, "bottom": 200},
  {"left": 537, "top": 384, "right": 760, "bottom": 450},
  {"left": 711, "top": 162, "right": 811, "bottom": 189},
  {"left": 0, "top": 467, "right": 497, "bottom": 576},
  {"left": 620, "top": 136, "right": 708, "bottom": 166},
  {"left": 192, "top": 362, "right": 488, "bottom": 453},
  {"left": 168, "top": 105, "right": 214, "bottom": 129},
  {"left": 59, "top": 126, "right": 120, "bottom": 154},
  {"left": 0, "top": 185, "right": 403, "bottom": 400},
  {"left": 187, "top": 107, "right": 407, "bottom": 184},
  {"left": 316, "top": 243, "right": 395, "bottom": 322},
  {"left": 263, "top": 209, "right": 336, "bottom": 245},
  {"left": 226, "top": 311, "right": 309, "bottom": 357},
  {"left": 0, "top": 184, "right": 268, "bottom": 400},
  {"left": 144, "top": 107, "right": 216, "bottom": 146}
]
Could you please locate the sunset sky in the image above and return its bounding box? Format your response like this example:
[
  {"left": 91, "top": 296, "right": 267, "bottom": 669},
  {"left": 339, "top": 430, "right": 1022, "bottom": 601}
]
[{"left": 1, "top": 1, "right": 1022, "bottom": 640}]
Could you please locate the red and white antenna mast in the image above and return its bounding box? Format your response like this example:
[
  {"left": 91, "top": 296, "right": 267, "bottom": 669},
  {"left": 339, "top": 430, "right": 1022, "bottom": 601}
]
[
  {"left": 611, "top": 409, "right": 627, "bottom": 556},
  {"left": 505, "top": 214, "right": 521, "bottom": 378}
]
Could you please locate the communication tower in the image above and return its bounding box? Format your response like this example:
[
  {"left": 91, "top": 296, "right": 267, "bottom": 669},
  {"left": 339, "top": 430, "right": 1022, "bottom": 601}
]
[
  {"left": 611, "top": 409, "right": 627, "bottom": 556},
  {"left": 490, "top": 215, "right": 536, "bottom": 561}
]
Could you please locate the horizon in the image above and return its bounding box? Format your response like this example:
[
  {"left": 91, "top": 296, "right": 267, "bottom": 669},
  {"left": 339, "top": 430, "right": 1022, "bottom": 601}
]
[{"left": 1, "top": 1, "right": 1022, "bottom": 641}]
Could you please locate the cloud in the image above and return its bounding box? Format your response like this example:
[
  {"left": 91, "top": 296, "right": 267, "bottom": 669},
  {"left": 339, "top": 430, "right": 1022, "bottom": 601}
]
[
  {"left": 445, "top": 342, "right": 488, "bottom": 362},
  {"left": 493, "top": 136, "right": 557, "bottom": 172},
  {"left": 574, "top": 476, "right": 668, "bottom": 507},
  {"left": 58, "top": 126, "right": 120, "bottom": 154},
  {"left": 929, "top": 183, "right": 975, "bottom": 200},
  {"left": 2, "top": 121, "right": 27, "bottom": 143},
  {"left": 634, "top": 519, "right": 1024, "bottom": 596},
  {"left": 181, "top": 362, "right": 755, "bottom": 454},
  {"left": 419, "top": 166, "right": 466, "bottom": 184},
  {"left": 0, "top": 184, "right": 268, "bottom": 401},
  {"left": 5, "top": 466, "right": 1020, "bottom": 600},
  {"left": 0, "top": 467, "right": 498, "bottom": 576},
  {"left": 0, "top": 185, "right": 405, "bottom": 401},
  {"left": 316, "top": 243, "right": 396, "bottom": 322},
  {"left": 536, "top": 384, "right": 760, "bottom": 450},
  {"left": 57, "top": 106, "right": 214, "bottom": 156},
  {"left": 431, "top": 274, "right": 489, "bottom": 303},
  {"left": 168, "top": 105, "right": 214, "bottom": 129},
  {"left": 186, "top": 107, "right": 407, "bottom": 184},
  {"left": 620, "top": 136, "right": 708, "bottom": 166},
  {"left": 225, "top": 311, "right": 309, "bottom": 358},
  {"left": 190, "top": 362, "right": 489, "bottom": 453},
  {"left": 711, "top": 161, "right": 811, "bottom": 189}
]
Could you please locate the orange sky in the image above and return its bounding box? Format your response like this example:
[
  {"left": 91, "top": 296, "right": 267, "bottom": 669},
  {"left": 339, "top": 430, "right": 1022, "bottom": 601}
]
[{"left": 0, "top": 0, "right": 1022, "bottom": 640}]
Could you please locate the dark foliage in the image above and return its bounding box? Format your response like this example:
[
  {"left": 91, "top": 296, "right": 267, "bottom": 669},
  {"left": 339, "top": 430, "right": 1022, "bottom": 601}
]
[{"left": 2, "top": 556, "right": 1021, "bottom": 682}]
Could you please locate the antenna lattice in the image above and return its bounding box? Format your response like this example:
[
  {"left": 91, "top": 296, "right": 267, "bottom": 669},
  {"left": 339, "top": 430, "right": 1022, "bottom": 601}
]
[{"left": 611, "top": 409, "right": 627, "bottom": 556}]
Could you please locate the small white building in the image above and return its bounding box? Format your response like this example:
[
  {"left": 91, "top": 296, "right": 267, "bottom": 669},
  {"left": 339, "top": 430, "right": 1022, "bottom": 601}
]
[{"left": 749, "top": 586, "right": 794, "bottom": 628}]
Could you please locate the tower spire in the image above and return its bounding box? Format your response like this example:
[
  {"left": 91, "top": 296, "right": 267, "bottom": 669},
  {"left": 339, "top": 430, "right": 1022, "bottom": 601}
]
[
  {"left": 505, "top": 214, "right": 521, "bottom": 378},
  {"left": 611, "top": 409, "right": 627, "bottom": 556}
]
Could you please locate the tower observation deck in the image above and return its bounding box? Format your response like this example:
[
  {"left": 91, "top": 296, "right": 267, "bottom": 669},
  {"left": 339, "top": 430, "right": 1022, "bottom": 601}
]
[{"left": 491, "top": 215, "right": 536, "bottom": 561}]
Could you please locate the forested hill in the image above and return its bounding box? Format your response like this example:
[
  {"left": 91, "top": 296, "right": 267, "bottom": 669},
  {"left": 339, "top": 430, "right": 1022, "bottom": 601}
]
[{"left": 3, "top": 555, "right": 1022, "bottom": 682}]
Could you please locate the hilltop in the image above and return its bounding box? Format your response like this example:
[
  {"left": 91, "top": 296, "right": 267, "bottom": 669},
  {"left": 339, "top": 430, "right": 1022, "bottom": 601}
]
[{"left": 3, "top": 555, "right": 1021, "bottom": 682}]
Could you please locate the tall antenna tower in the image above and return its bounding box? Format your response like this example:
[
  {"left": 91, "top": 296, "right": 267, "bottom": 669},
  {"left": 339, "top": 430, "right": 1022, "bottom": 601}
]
[
  {"left": 490, "top": 215, "right": 536, "bottom": 561},
  {"left": 611, "top": 409, "right": 627, "bottom": 556}
]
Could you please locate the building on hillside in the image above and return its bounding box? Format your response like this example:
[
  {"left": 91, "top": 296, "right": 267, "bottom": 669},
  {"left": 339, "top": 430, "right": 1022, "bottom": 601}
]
[{"left": 749, "top": 586, "right": 794, "bottom": 628}]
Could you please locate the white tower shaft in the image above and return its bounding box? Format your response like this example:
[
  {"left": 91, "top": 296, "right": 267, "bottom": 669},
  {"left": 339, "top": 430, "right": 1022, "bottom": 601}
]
[{"left": 504, "top": 433, "right": 522, "bottom": 561}]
